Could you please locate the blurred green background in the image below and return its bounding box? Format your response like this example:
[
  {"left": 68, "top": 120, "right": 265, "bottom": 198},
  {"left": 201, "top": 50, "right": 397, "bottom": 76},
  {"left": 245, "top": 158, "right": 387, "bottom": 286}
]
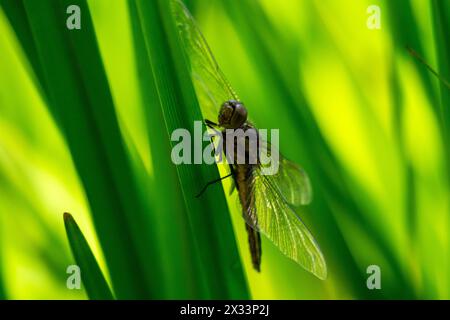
[{"left": 0, "top": 0, "right": 448, "bottom": 299}]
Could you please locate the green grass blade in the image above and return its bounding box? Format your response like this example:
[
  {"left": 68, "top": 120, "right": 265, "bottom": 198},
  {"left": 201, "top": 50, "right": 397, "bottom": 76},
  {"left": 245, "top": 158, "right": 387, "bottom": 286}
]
[
  {"left": 431, "top": 0, "right": 450, "bottom": 294},
  {"left": 0, "top": 0, "right": 47, "bottom": 93},
  {"left": 431, "top": 0, "right": 450, "bottom": 150},
  {"left": 386, "top": 0, "right": 438, "bottom": 104},
  {"left": 3, "top": 0, "right": 155, "bottom": 298},
  {"left": 128, "top": 0, "right": 205, "bottom": 298},
  {"left": 63, "top": 212, "right": 114, "bottom": 300},
  {"left": 135, "top": 0, "right": 249, "bottom": 299},
  {"left": 407, "top": 46, "right": 450, "bottom": 89},
  {"left": 0, "top": 236, "right": 5, "bottom": 299},
  {"left": 0, "top": 278, "right": 5, "bottom": 300}
]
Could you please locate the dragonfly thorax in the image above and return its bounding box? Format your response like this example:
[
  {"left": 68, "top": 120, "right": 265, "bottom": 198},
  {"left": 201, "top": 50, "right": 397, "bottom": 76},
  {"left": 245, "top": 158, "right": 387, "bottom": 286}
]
[{"left": 218, "top": 100, "right": 248, "bottom": 129}]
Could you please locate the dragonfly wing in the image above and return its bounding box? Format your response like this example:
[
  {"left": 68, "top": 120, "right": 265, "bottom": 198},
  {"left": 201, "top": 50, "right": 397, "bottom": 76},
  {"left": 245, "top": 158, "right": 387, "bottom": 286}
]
[
  {"left": 172, "top": 0, "right": 238, "bottom": 122},
  {"left": 245, "top": 165, "right": 326, "bottom": 279},
  {"left": 274, "top": 157, "right": 313, "bottom": 206},
  {"left": 258, "top": 138, "right": 312, "bottom": 206}
]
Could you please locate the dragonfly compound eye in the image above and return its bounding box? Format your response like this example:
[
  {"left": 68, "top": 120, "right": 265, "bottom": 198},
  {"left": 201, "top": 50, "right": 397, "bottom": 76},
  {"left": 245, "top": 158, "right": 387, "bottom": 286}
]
[{"left": 219, "top": 100, "right": 248, "bottom": 129}]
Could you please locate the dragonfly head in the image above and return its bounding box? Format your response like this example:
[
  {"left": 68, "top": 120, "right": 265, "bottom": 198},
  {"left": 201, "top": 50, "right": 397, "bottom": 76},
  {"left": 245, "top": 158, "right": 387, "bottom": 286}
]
[{"left": 218, "top": 100, "right": 248, "bottom": 129}]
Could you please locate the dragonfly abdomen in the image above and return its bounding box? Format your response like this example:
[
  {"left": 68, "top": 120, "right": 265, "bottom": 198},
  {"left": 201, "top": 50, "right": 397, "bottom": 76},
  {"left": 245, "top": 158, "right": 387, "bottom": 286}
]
[
  {"left": 235, "top": 163, "right": 262, "bottom": 272},
  {"left": 223, "top": 125, "right": 262, "bottom": 271}
]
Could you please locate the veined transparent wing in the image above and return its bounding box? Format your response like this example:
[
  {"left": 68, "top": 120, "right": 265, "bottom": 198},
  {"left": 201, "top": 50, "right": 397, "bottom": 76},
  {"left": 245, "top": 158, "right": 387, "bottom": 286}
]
[
  {"left": 172, "top": 0, "right": 239, "bottom": 122},
  {"left": 258, "top": 138, "right": 313, "bottom": 206},
  {"left": 245, "top": 165, "right": 326, "bottom": 279}
]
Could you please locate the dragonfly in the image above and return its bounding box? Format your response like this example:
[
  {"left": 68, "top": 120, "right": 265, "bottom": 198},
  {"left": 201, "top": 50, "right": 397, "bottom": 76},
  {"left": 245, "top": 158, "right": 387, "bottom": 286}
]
[{"left": 172, "top": 0, "right": 327, "bottom": 280}]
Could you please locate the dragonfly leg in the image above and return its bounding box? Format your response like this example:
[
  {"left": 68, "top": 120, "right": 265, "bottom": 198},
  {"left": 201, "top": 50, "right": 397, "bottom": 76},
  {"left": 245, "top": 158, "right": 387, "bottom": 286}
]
[
  {"left": 195, "top": 173, "right": 233, "bottom": 198},
  {"left": 228, "top": 163, "right": 237, "bottom": 194},
  {"left": 205, "top": 119, "right": 218, "bottom": 128}
]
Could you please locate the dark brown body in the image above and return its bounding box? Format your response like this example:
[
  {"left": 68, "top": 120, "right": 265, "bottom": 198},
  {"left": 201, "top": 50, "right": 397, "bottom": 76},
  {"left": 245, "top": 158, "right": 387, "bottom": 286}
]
[{"left": 223, "top": 124, "right": 262, "bottom": 271}]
